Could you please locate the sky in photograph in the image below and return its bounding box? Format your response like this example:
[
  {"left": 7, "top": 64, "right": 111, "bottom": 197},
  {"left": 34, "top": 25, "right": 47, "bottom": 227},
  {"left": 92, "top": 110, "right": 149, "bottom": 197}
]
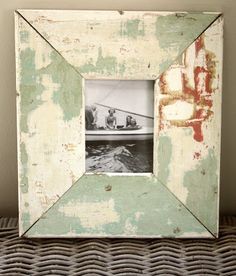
[{"left": 85, "top": 80, "right": 154, "bottom": 127}]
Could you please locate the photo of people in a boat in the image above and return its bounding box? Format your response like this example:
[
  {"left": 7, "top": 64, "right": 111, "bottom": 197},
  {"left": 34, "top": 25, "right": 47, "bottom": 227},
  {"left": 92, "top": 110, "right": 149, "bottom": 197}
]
[
  {"left": 85, "top": 80, "right": 154, "bottom": 173},
  {"left": 86, "top": 105, "right": 141, "bottom": 131}
]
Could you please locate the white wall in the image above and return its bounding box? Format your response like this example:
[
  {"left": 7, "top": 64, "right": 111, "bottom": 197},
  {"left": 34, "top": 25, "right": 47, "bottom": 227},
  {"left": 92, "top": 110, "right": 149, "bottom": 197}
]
[{"left": 0, "top": 0, "right": 235, "bottom": 216}]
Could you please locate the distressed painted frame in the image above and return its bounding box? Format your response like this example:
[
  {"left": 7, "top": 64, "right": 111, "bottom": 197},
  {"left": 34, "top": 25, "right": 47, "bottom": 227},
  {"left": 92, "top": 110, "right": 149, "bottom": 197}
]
[{"left": 15, "top": 10, "right": 223, "bottom": 238}]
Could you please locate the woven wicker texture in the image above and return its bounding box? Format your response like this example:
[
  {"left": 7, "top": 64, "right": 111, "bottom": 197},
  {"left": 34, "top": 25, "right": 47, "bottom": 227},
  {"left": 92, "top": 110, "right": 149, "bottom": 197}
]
[{"left": 0, "top": 217, "right": 235, "bottom": 275}]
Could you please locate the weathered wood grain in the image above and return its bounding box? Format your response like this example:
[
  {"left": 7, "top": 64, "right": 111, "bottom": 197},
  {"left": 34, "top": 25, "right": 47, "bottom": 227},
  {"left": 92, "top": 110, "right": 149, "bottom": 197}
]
[
  {"left": 153, "top": 16, "right": 223, "bottom": 236},
  {"left": 15, "top": 13, "right": 85, "bottom": 235},
  {"left": 15, "top": 10, "right": 223, "bottom": 238},
  {"left": 18, "top": 10, "right": 219, "bottom": 80},
  {"left": 25, "top": 175, "right": 212, "bottom": 238}
]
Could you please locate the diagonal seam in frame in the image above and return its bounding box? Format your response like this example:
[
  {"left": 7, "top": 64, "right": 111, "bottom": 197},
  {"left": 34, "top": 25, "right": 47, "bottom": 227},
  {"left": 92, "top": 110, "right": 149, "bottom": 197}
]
[
  {"left": 23, "top": 175, "right": 214, "bottom": 238},
  {"left": 156, "top": 177, "right": 216, "bottom": 238},
  {"left": 154, "top": 13, "right": 222, "bottom": 82},
  {"left": 16, "top": 10, "right": 85, "bottom": 80},
  {"left": 22, "top": 178, "right": 83, "bottom": 237}
]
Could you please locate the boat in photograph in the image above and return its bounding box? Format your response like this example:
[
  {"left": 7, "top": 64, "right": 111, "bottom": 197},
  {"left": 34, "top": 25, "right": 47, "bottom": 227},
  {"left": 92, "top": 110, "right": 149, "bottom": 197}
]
[
  {"left": 85, "top": 80, "right": 154, "bottom": 142},
  {"left": 86, "top": 126, "right": 153, "bottom": 142}
]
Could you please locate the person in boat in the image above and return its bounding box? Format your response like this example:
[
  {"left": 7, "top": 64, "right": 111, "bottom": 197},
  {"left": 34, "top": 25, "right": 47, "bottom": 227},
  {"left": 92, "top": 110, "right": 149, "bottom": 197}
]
[
  {"left": 126, "top": 115, "right": 137, "bottom": 128},
  {"left": 85, "top": 105, "right": 97, "bottom": 130},
  {"left": 126, "top": 115, "right": 132, "bottom": 127},
  {"left": 105, "top": 108, "right": 117, "bottom": 129}
]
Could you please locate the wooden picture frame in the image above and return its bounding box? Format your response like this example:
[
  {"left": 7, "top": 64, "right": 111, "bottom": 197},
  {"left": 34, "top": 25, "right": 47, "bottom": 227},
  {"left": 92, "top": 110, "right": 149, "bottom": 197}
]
[{"left": 15, "top": 10, "right": 223, "bottom": 238}]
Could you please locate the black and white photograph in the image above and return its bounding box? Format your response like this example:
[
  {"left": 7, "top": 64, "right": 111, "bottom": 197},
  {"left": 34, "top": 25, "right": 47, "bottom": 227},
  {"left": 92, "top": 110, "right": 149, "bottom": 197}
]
[{"left": 85, "top": 80, "right": 154, "bottom": 173}]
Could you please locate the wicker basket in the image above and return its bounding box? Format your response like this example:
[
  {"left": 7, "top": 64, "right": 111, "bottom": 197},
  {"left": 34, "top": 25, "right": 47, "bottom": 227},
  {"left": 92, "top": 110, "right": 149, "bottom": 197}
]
[{"left": 0, "top": 217, "right": 235, "bottom": 275}]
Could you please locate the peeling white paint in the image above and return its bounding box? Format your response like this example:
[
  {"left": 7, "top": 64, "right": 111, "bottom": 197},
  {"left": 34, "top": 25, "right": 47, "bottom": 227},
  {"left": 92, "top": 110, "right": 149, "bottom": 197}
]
[
  {"left": 17, "top": 10, "right": 210, "bottom": 80},
  {"left": 21, "top": 73, "right": 85, "bottom": 226},
  {"left": 135, "top": 211, "right": 144, "bottom": 221},
  {"left": 59, "top": 199, "right": 120, "bottom": 228},
  {"left": 124, "top": 218, "right": 137, "bottom": 235},
  {"left": 165, "top": 68, "right": 183, "bottom": 92},
  {"left": 162, "top": 100, "right": 194, "bottom": 121}
]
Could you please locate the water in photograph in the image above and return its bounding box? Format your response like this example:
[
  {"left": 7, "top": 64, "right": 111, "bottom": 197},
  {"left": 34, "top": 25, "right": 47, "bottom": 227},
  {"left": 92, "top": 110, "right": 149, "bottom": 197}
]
[{"left": 86, "top": 141, "right": 153, "bottom": 173}]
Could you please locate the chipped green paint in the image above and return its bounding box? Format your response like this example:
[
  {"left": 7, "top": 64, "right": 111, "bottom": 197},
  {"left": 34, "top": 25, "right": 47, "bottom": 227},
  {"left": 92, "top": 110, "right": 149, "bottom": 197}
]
[
  {"left": 79, "top": 47, "right": 117, "bottom": 75},
  {"left": 20, "top": 30, "right": 29, "bottom": 43},
  {"left": 20, "top": 47, "right": 83, "bottom": 124},
  {"left": 157, "top": 136, "right": 172, "bottom": 184},
  {"left": 78, "top": 59, "right": 96, "bottom": 74},
  {"left": 155, "top": 13, "right": 217, "bottom": 51},
  {"left": 184, "top": 149, "right": 218, "bottom": 233},
  {"left": 47, "top": 51, "right": 83, "bottom": 121},
  {"left": 25, "top": 175, "right": 209, "bottom": 237},
  {"left": 96, "top": 47, "right": 117, "bottom": 74},
  {"left": 120, "top": 19, "right": 145, "bottom": 39},
  {"left": 20, "top": 142, "right": 28, "bottom": 193},
  {"left": 19, "top": 48, "right": 44, "bottom": 132},
  {"left": 17, "top": 15, "right": 85, "bottom": 237}
]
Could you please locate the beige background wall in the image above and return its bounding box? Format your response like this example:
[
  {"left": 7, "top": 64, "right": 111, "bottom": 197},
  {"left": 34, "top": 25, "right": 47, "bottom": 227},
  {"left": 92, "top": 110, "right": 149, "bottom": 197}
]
[{"left": 0, "top": 0, "right": 235, "bottom": 216}]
